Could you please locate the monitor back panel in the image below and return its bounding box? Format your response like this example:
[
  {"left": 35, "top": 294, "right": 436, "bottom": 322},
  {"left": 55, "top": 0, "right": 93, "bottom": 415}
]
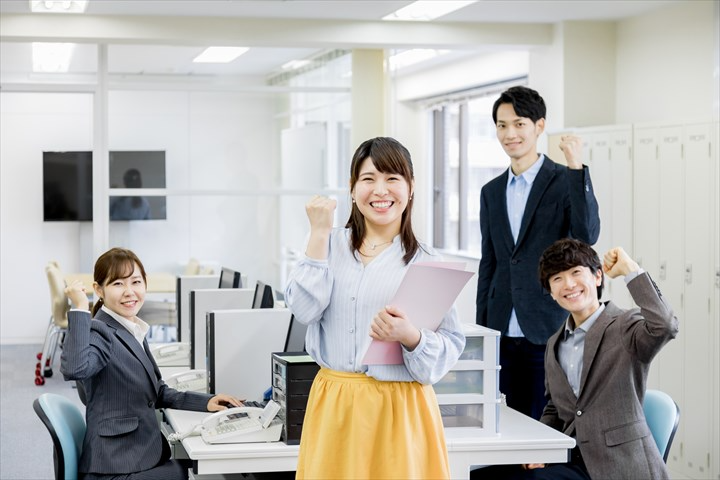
[
  {"left": 207, "top": 308, "right": 292, "bottom": 401},
  {"left": 189, "top": 288, "right": 254, "bottom": 369}
]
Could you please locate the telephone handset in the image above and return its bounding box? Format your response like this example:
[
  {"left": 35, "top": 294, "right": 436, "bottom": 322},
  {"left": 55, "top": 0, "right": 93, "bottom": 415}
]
[
  {"left": 165, "top": 369, "right": 207, "bottom": 393},
  {"left": 149, "top": 342, "right": 191, "bottom": 366},
  {"left": 168, "top": 400, "right": 283, "bottom": 445}
]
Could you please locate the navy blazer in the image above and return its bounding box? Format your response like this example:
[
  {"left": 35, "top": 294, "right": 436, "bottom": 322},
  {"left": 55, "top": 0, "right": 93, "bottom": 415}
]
[
  {"left": 475, "top": 157, "right": 600, "bottom": 344},
  {"left": 61, "top": 309, "right": 213, "bottom": 475}
]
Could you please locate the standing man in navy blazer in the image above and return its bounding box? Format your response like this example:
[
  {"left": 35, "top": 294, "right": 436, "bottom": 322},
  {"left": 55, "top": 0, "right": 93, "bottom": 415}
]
[{"left": 475, "top": 86, "right": 600, "bottom": 419}]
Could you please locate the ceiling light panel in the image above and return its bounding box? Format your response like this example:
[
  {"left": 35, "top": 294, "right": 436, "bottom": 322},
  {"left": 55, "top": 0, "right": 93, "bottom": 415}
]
[
  {"left": 29, "top": 0, "right": 88, "bottom": 14},
  {"left": 383, "top": 1, "right": 477, "bottom": 21},
  {"left": 193, "top": 47, "right": 250, "bottom": 63}
]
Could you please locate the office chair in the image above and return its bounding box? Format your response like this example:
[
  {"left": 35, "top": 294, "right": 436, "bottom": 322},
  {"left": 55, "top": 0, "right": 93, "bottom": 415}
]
[
  {"left": 184, "top": 257, "right": 201, "bottom": 275},
  {"left": 35, "top": 262, "right": 70, "bottom": 385},
  {"left": 33, "top": 393, "right": 86, "bottom": 480},
  {"left": 643, "top": 389, "right": 680, "bottom": 462}
]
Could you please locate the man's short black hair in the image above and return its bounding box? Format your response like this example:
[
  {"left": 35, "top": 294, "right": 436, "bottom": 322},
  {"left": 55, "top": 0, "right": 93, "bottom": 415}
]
[
  {"left": 538, "top": 238, "right": 604, "bottom": 299},
  {"left": 492, "top": 86, "right": 546, "bottom": 124}
]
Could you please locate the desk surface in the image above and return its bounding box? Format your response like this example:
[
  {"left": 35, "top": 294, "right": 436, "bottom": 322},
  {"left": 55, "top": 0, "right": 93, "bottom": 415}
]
[{"left": 165, "top": 405, "right": 575, "bottom": 479}]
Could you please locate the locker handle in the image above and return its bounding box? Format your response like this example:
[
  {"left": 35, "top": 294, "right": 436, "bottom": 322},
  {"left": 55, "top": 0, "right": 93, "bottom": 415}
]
[
  {"left": 659, "top": 261, "right": 667, "bottom": 281},
  {"left": 685, "top": 265, "right": 692, "bottom": 284}
]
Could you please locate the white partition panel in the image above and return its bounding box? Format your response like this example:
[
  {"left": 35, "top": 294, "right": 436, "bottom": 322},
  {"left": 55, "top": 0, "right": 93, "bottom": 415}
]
[
  {"left": 207, "top": 308, "right": 292, "bottom": 401},
  {"left": 189, "top": 289, "right": 254, "bottom": 369}
]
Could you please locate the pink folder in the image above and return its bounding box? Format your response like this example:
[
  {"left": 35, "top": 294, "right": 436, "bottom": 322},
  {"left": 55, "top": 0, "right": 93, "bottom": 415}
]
[{"left": 362, "top": 262, "right": 474, "bottom": 365}]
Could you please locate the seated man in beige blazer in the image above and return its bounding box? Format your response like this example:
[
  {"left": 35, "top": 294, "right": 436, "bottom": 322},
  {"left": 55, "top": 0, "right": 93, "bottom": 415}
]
[{"left": 473, "top": 238, "right": 678, "bottom": 480}]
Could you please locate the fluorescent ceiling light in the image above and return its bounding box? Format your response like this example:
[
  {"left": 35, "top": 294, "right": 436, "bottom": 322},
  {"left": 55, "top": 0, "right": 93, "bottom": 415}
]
[
  {"left": 388, "top": 49, "right": 450, "bottom": 70},
  {"left": 193, "top": 47, "right": 249, "bottom": 63},
  {"left": 32, "top": 42, "right": 75, "bottom": 72},
  {"left": 29, "top": 0, "right": 88, "bottom": 13},
  {"left": 383, "top": 1, "right": 477, "bottom": 21}
]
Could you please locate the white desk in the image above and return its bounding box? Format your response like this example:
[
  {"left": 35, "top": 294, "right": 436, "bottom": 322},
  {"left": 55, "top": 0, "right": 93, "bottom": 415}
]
[{"left": 165, "top": 406, "right": 575, "bottom": 479}]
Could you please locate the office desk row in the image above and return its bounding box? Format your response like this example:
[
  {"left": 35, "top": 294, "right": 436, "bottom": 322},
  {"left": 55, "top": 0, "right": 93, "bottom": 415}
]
[{"left": 164, "top": 405, "right": 575, "bottom": 480}]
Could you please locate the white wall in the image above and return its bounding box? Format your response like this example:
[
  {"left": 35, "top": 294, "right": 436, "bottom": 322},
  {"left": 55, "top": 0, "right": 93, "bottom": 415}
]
[
  {"left": 1, "top": 93, "right": 94, "bottom": 343},
  {"left": 615, "top": 0, "right": 717, "bottom": 124}
]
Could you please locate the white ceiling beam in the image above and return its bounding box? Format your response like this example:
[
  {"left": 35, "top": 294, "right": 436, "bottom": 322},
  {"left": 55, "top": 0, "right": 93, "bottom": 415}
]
[{"left": 0, "top": 14, "right": 553, "bottom": 49}]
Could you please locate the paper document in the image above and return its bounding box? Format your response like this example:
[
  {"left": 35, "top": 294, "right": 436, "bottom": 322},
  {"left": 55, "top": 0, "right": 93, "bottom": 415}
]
[{"left": 362, "top": 262, "right": 474, "bottom": 365}]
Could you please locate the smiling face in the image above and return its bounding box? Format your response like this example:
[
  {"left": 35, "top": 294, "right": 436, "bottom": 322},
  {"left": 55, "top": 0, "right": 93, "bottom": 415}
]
[
  {"left": 351, "top": 156, "right": 412, "bottom": 234},
  {"left": 548, "top": 265, "right": 603, "bottom": 326},
  {"left": 94, "top": 262, "right": 146, "bottom": 322},
  {"left": 495, "top": 102, "right": 545, "bottom": 172}
]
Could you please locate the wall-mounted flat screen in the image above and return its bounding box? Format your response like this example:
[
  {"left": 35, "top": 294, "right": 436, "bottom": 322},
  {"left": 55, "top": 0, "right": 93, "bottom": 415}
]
[{"left": 43, "top": 151, "right": 94, "bottom": 221}]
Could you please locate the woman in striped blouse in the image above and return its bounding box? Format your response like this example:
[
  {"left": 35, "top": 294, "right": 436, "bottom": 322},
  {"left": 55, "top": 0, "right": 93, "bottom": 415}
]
[{"left": 285, "top": 136, "right": 465, "bottom": 479}]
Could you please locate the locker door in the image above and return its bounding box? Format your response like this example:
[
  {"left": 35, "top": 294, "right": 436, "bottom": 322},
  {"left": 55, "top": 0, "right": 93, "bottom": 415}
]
[
  {"left": 681, "top": 123, "right": 714, "bottom": 478},
  {"left": 650, "top": 126, "right": 694, "bottom": 471},
  {"left": 633, "top": 127, "right": 662, "bottom": 389},
  {"left": 713, "top": 122, "right": 720, "bottom": 480},
  {"left": 656, "top": 125, "right": 686, "bottom": 471},
  {"left": 633, "top": 128, "right": 661, "bottom": 280},
  {"left": 609, "top": 129, "right": 634, "bottom": 308},
  {"left": 588, "top": 133, "right": 613, "bottom": 261}
]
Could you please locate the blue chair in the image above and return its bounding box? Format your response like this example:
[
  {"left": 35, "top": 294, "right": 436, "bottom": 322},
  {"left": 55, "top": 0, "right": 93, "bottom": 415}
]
[
  {"left": 33, "top": 393, "right": 86, "bottom": 480},
  {"left": 643, "top": 389, "right": 680, "bottom": 462}
]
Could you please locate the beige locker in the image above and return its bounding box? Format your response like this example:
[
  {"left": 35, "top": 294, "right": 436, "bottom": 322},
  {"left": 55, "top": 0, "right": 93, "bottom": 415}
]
[
  {"left": 578, "top": 126, "right": 634, "bottom": 307},
  {"left": 634, "top": 122, "right": 718, "bottom": 478}
]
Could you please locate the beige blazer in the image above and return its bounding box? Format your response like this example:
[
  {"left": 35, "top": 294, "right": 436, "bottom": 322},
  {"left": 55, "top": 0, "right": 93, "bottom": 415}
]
[{"left": 541, "top": 272, "right": 678, "bottom": 480}]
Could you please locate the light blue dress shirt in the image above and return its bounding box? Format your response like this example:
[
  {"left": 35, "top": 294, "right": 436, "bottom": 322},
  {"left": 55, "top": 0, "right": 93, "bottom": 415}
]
[
  {"left": 505, "top": 154, "right": 545, "bottom": 337},
  {"left": 558, "top": 304, "right": 604, "bottom": 397},
  {"left": 284, "top": 227, "right": 466, "bottom": 385}
]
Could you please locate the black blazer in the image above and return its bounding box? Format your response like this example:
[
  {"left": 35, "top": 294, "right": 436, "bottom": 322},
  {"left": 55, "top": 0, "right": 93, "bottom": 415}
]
[
  {"left": 475, "top": 157, "right": 600, "bottom": 344},
  {"left": 61, "top": 309, "right": 213, "bottom": 475}
]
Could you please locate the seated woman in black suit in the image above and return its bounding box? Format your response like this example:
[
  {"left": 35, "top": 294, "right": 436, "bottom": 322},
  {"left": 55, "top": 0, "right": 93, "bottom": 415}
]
[{"left": 61, "top": 247, "right": 242, "bottom": 480}]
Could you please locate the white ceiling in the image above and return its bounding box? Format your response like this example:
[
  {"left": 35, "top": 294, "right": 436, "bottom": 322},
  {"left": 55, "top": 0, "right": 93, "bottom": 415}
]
[{"left": 0, "top": 0, "right": 677, "bottom": 79}]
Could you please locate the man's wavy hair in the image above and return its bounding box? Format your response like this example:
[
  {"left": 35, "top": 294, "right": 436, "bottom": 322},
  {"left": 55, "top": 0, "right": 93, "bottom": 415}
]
[{"left": 538, "top": 238, "right": 604, "bottom": 299}]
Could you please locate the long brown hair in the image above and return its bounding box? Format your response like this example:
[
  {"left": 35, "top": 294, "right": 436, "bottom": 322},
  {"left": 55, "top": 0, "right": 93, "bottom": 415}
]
[
  {"left": 91, "top": 248, "right": 147, "bottom": 316},
  {"left": 345, "top": 137, "right": 420, "bottom": 264}
]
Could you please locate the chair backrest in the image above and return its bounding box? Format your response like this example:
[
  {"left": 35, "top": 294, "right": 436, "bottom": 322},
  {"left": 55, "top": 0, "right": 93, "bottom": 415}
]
[
  {"left": 46, "top": 262, "right": 69, "bottom": 329},
  {"left": 184, "top": 257, "right": 201, "bottom": 275},
  {"left": 33, "top": 393, "right": 86, "bottom": 480},
  {"left": 643, "top": 389, "right": 680, "bottom": 462}
]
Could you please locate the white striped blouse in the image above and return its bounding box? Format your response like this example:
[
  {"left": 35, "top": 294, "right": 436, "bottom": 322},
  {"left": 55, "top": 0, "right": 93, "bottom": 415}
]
[{"left": 284, "top": 227, "right": 466, "bottom": 384}]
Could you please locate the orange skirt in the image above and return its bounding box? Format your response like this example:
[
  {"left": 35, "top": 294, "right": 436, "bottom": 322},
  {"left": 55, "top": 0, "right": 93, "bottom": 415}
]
[{"left": 295, "top": 368, "right": 450, "bottom": 480}]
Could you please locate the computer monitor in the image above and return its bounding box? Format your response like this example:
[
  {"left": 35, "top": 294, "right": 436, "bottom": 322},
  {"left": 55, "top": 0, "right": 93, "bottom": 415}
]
[
  {"left": 284, "top": 315, "right": 308, "bottom": 353},
  {"left": 218, "top": 267, "right": 242, "bottom": 289},
  {"left": 252, "top": 281, "right": 275, "bottom": 309}
]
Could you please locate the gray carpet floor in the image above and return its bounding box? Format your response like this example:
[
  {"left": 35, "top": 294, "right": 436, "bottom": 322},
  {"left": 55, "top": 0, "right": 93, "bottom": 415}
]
[{"left": 1, "top": 343, "right": 85, "bottom": 480}]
